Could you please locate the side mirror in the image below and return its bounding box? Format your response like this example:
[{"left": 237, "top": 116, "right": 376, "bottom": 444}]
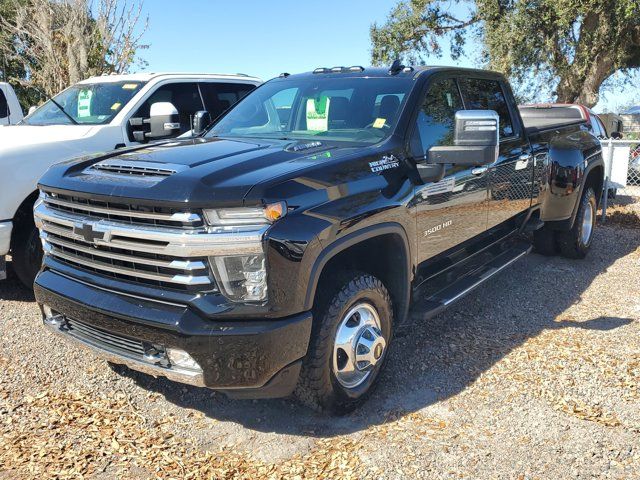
[
  {"left": 28, "top": 106, "right": 37, "bottom": 115},
  {"left": 192, "top": 110, "right": 211, "bottom": 136},
  {"left": 428, "top": 110, "right": 499, "bottom": 166},
  {"left": 148, "top": 102, "right": 181, "bottom": 139}
]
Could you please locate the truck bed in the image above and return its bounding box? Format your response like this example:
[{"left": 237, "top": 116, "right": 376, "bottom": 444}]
[{"left": 518, "top": 105, "right": 586, "bottom": 136}]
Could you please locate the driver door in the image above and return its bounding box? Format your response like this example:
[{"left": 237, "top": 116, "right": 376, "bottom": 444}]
[{"left": 409, "top": 77, "right": 489, "bottom": 276}]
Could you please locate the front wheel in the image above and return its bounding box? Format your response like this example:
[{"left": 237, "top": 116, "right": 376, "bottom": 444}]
[
  {"left": 295, "top": 273, "right": 393, "bottom": 413},
  {"left": 557, "top": 187, "right": 597, "bottom": 259},
  {"left": 12, "top": 223, "right": 43, "bottom": 289}
]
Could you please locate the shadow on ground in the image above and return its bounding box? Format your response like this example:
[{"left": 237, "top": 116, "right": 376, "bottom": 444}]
[
  {"left": 108, "top": 226, "right": 638, "bottom": 437},
  {"left": 0, "top": 264, "right": 35, "bottom": 303}
]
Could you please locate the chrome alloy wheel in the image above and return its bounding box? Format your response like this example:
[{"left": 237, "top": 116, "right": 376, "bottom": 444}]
[
  {"left": 581, "top": 198, "right": 594, "bottom": 245},
  {"left": 332, "top": 302, "right": 387, "bottom": 389}
]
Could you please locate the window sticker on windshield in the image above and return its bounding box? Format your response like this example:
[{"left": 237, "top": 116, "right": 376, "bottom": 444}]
[
  {"left": 77, "top": 89, "right": 93, "bottom": 118},
  {"left": 306, "top": 97, "right": 330, "bottom": 131},
  {"left": 122, "top": 83, "right": 139, "bottom": 90},
  {"left": 373, "top": 118, "right": 386, "bottom": 128},
  {"left": 111, "top": 102, "right": 122, "bottom": 111}
]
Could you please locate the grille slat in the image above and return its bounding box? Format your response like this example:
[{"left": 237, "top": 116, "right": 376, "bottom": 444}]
[
  {"left": 44, "top": 195, "right": 201, "bottom": 225},
  {"left": 43, "top": 192, "right": 203, "bottom": 229},
  {"left": 44, "top": 233, "right": 207, "bottom": 271},
  {"left": 37, "top": 190, "right": 216, "bottom": 291},
  {"left": 46, "top": 246, "right": 212, "bottom": 286},
  {"left": 66, "top": 318, "right": 146, "bottom": 357}
]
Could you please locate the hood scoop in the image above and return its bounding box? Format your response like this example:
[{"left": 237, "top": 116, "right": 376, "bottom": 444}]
[{"left": 87, "top": 159, "right": 188, "bottom": 179}]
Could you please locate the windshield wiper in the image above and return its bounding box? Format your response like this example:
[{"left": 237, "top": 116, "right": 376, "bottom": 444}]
[
  {"left": 29, "top": 85, "right": 78, "bottom": 125},
  {"left": 49, "top": 97, "right": 78, "bottom": 125}
]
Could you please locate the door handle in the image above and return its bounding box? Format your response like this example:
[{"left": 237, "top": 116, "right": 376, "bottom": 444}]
[{"left": 471, "top": 166, "right": 488, "bottom": 176}]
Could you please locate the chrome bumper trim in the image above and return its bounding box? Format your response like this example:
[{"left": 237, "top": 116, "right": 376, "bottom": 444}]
[{"left": 0, "top": 221, "right": 12, "bottom": 257}]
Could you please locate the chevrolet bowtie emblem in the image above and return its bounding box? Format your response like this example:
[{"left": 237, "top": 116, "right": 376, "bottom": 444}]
[{"left": 73, "top": 223, "right": 105, "bottom": 244}]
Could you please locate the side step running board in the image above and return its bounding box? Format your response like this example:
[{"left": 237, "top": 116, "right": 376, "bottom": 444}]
[{"left": 408, "top": 242, "right": 532, "bottom": 323}]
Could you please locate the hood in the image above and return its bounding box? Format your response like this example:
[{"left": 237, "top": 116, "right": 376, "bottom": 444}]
[
  {"left": 0, "top": 124, "right": 97, "bottom": 150},
  {"left": 39, "top": 136, "right": 362, "bottom": 207}
]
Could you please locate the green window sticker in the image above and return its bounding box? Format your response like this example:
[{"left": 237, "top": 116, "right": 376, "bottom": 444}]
[
  {"left": 306, "top": 96, "right": 330, "bottom": 131},
  {"left": 77, "top": 89, "right": 93, "bottom": 118}
]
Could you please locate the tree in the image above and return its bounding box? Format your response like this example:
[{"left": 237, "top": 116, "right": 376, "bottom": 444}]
[
  {"left": 370, "top": 0, "right": 640, "bottom": 107},
  {"left": 0, "top": 0, "right": 148, "bottom": 107}
]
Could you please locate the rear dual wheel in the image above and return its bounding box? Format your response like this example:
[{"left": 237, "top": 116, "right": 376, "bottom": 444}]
[
  {"left": 295, "top": 272, "right": 393, "bottom": 414},
  {"left": 556, "top": 187, "right": 596, "bottom": 259},
  {"left": 533, "top": 187, "right": 597, "bottom": 259}
]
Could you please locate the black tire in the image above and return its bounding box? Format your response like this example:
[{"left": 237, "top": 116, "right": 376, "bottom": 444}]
[
  {"left": 12, "top": 220, "right": 43, "bottom": 289},
  {"left": 295, "top": 272, "right": 393, "bottom": 414},
  {"left": 557, "top": 187, "right": 597, "bottom": 259},
  {"left": 533, "top": 226, "right": 558, "bottom": 256}
]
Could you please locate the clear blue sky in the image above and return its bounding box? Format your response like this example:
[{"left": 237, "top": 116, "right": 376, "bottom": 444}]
[
  {"left": 137, "top": 0, "right": 466, "bottom": 78},
  {"left": 136, "top": 0, "right": 633, "bottom": 112}
]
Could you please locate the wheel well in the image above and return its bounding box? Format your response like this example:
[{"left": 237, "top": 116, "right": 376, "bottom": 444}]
[
  {"left": 584, "top": 165, "right": 604, "bottom": 206},
  {"left": 10, "top": 190, "right": 39, "bottom": 250},
  {"left": 313, "top": 233, "right": 410, "bottom": 324}
]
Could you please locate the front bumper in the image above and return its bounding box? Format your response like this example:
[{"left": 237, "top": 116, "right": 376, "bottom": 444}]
[
  {"left": 34, "top": 269, "right": 312, "bottom": 398},
  {"left": 0, "top": 221, "right": 12, "bottom": 256}
]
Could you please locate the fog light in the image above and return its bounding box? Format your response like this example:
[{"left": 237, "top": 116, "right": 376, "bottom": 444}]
[
  {"left": 42, "top": 304, "right": 64, "bottom": 326},
  {"left": 166, "top": 348, "right": 202, "bottom": 372},
  {"left": 42, "top": 304, "right": 53, "bottom": 318}
]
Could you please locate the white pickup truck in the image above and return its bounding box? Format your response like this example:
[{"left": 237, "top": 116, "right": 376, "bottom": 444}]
[
  {"left": 0, "top": 72, "right": 261, "bottom": 286},
  {"left": 0, "top": 82, "right": 24, "bottom": 125}
]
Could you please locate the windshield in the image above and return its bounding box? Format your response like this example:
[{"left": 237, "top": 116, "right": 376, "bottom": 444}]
[
  {"left": 208, "top": 76, "right": 412, "bottom": 144},
  {"left": 22, "top": 81, "right": 145, "bottom": 126}
]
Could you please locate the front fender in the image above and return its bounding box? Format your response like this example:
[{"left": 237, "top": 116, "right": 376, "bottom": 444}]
[{"left": 303, "top": 222, "right": 412, "bottom": 316}]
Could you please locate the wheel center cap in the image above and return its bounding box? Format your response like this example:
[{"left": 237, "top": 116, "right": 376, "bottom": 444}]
[{"left": 355, "top": 326, "right": 386, "bottom": 370}]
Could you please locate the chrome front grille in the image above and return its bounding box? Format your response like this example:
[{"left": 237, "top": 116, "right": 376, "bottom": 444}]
[{"left": 36, "top": 191, "right": 217, "bottom": 290}]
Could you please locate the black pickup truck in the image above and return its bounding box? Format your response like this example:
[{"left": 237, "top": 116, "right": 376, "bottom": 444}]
[{"left": 34, "top": 64, "right": 604, "bottom": 412}]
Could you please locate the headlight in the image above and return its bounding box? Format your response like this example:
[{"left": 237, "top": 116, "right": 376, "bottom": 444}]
[
  {"left": 210, "top": 254, "right": 267, "bottom": 302},
  {"left": 203, "top": 202, "right": 285, "bottom": 227},
  {"left": 203, "top": 202, "right": 285, "bottom": 303}
]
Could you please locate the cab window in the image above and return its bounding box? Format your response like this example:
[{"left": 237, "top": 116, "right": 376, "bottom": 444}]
[
  {"left": 410, "top": 78, "right": 463, "bottom": 158},
  {"left": 200, "top": 82, "right": 256, "bottom": 120},
  {"left": 459, "top": 78, "right": 514, "bottom": 138},
  {"left": 129, "top": 83, "right": 204, "bottom": 139}
]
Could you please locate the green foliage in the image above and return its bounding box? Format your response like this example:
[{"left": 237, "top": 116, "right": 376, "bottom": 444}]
[
  {"left": 371, "top": 0, "right": 640, "bottom": 107},
  {"left": 0, "top": 0, "right": 38, "bottom": 109},
  {"left": 0, "top": 0, "right": 147, "bottom": 109}
]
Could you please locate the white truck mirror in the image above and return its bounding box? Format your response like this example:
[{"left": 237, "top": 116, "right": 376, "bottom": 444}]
[{"left": 148, "top": 102, "right": 181, "bottom": 139}]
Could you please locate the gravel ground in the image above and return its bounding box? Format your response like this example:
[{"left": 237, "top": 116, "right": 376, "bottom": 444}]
[{"left": 1, "top": 196, "right": 639, "bottom": 479}]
